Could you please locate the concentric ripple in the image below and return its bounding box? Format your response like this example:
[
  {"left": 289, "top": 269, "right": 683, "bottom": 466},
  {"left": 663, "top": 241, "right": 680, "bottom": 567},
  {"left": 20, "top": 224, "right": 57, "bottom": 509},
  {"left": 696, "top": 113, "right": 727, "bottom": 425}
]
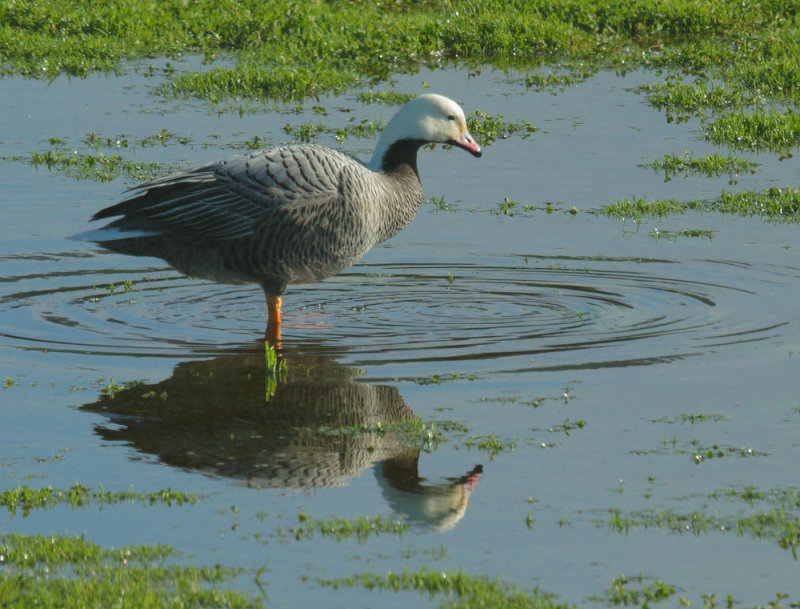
[{"left": 0, "top": 250, "right": 792, "bottom": 373}]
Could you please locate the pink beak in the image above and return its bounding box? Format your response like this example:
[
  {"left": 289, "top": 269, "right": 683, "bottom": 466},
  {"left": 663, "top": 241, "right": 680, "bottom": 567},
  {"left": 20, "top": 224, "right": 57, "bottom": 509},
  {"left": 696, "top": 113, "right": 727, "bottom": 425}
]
[{"left": 452, "top": 130, "right": 482, "bottom": 157}]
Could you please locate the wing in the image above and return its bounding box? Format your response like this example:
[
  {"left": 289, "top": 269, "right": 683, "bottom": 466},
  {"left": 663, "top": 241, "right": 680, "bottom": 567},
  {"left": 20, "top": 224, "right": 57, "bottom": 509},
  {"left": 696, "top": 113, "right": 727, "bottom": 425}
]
[{"left": 92, "top": 145, "right": 352, "bottom": 241}]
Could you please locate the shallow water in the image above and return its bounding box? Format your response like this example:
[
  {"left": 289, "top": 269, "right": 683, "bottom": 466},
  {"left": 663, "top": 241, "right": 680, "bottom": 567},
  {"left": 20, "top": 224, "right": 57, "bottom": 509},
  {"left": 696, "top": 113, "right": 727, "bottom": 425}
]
[{"left": 2, "top": 62, "right": 800, "bottom": 605}]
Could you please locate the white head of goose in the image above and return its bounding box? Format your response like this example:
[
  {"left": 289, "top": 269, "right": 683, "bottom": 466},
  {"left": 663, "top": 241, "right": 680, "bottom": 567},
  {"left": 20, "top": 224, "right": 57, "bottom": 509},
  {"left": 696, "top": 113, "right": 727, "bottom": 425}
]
[{"left": 73, "top": 93, "right": 482, "bottom": 343}]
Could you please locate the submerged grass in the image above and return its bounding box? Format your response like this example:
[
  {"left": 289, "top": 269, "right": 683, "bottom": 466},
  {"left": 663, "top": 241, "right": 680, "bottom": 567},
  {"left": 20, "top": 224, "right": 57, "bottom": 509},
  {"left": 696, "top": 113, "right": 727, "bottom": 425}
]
[{"left": 0, "top": 533, "right": 261, "bottom": 608}]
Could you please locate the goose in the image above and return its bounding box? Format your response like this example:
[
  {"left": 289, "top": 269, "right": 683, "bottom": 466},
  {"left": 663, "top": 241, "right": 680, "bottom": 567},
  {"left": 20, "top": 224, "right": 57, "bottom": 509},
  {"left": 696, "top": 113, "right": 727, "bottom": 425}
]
[{"left": 73, "top": 93, "right": 482, "bottom": 342}]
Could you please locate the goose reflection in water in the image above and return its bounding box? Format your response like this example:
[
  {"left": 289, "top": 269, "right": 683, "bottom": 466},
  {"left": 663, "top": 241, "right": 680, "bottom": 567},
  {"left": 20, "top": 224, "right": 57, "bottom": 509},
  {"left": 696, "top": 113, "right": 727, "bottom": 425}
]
[{"left": 80, "top": 345, "right": 482, "bottom": 531}]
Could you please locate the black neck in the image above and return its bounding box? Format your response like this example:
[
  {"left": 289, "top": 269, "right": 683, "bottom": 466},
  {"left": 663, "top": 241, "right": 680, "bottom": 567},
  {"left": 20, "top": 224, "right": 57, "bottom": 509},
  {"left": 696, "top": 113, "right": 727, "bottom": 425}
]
[{"left": 381, "top": 138, "right": 425, "bottom": 179}]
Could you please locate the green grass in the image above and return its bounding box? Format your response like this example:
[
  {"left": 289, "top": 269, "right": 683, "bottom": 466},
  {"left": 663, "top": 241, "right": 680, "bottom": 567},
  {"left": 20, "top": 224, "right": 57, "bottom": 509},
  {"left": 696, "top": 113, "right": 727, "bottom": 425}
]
[
  {"left": 650, "top": 228, "right": 715, "bottom": 241},
  {"left": 159, "top": 63, "right": 361, "bottom": 104},
  {"left": 640, "top": 76, "right": 748, "bottom": 119},
  {"left": 642, "top": 151, "right": 758, "bottom": 182},
  {"left": 704, "top": 109, "right": 800, "bottom": 152},
  {"left": 603, "top": 187, "right": 800, "bottom": 222},
  {"left": 24, "top": 149, "right": 165, "bottom": 182},
  {"left": 602, "top": 574, "right": 675, "bottom": 606},
  {"left": 1, "top": 484, "right": 200, "bottom": 518},
  {"left": 602, "top": 195, "right": 697, "bottom": 219},
  {"left": 356, "top": 90, "right": 416, "bottom": 106},
  {"left": 606, "top": 504, "right": 800, "bottom": 558},
  {"left": 319, "top": 566, "right": 573, "bottom": 609},
  {"left": 3, "top": 131, "right": 190, "bottom": 181},
  {"left": 288, "top": 513, "right": 407, "bottom": 543},
  {"left": 0, "top": 533, "right": 261, "bottom": 608},
  {"left": 5, "top": 0, "right": 800, "bottom": 109}
]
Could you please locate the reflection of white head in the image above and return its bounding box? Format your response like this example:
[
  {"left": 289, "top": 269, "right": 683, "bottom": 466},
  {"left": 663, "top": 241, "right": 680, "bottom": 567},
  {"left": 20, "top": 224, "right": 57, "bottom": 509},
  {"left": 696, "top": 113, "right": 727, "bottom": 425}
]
[
  {"left": 369, "top": 93, "right": 482, "bottom": 170},
  {"left": 376, "top": 460, "right": 482, "bottom": 532}
]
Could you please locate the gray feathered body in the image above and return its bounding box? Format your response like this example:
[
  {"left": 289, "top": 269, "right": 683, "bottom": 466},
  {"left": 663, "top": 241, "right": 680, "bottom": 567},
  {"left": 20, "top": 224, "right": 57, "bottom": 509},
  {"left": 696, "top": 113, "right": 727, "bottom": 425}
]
[{"left": 92, "top": 144, "right": 423, "bottom": 296}]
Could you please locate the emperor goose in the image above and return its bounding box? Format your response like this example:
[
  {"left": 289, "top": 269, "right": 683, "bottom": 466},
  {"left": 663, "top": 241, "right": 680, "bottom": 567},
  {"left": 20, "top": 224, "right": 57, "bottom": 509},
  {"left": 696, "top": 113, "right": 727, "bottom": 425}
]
[{"left": 74, "top": 94, "right": 482, "bottom": 341}]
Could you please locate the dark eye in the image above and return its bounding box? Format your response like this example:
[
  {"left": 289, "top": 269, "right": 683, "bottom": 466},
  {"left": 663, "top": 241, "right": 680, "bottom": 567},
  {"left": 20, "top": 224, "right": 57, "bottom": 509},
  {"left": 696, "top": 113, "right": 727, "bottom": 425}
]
[{"left": 446, "top": 114, "right": 456, "bottom": 121}]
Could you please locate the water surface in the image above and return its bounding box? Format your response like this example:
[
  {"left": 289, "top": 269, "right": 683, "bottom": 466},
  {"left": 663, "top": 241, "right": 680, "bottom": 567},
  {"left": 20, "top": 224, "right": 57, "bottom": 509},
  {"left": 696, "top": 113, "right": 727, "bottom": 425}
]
[{"left": 2, "top": 62, "right": 800, "bottom": 605}]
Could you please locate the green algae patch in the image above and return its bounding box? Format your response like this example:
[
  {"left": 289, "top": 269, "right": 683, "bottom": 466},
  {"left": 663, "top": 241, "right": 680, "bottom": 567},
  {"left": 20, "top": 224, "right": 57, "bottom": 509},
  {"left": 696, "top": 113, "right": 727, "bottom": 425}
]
[
  {"left": 319, "top": 566, "right": 572, "bottom": 609},
  {"left": 0, "top": 533, "right": 262, "bottom": 608}
]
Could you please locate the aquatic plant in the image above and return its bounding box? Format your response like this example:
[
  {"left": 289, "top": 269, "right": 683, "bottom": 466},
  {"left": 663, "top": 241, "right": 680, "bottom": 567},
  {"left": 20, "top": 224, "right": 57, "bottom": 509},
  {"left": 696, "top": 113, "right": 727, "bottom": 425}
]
[
  {"left": 603, "top": 574, "right": 675, "bottom": 606},
  {"left": 649, "top": 228, "right": 715, "bottom": 241},
  {"left": 319, "top": 566, "right": 572, "bottom": 609},
  {"left": 704, "top": 109, "right": 800, "bottom": 152},
  {"left": 1, "top": 484, "right": 200, "bottom": 518},
  {"left": 603, "top": 187, "right": 800, "bottom": 222},
  {"left": 642, "top": 151, "right": 758, "bottom": 182},
  {"left": 0, "top": 533, "right": 260, "bottom": 608},
  {"left": 288, "top": 513, "right": 407, "bottom": 543},
  {"left": 605, "top": 504, "right": 800, "bottom": 558}
]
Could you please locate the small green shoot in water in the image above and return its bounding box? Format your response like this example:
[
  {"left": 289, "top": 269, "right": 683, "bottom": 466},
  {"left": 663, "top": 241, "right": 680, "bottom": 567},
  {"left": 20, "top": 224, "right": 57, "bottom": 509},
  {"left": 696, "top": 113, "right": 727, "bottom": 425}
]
[{"left": 264, "top": 343, "right": 288, "bottom": 401}]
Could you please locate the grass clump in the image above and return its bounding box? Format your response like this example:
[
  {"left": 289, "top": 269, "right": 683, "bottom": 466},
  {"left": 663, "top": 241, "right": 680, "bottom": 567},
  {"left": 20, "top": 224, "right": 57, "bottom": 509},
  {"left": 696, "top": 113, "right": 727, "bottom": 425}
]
[
  {"left": 642, "top": 151, "right": 758, "bottom": 182},
  {"left": 4, "top": 132, "right": 183, "bottom": 182},
  {"left": 516, "top": 64, "right": 595, "bottom": 93},
  {"left": 603, "top": 187, "right": 800, "bottom": 222},
  {"left": 602, "top": 196, "right": 696, "bottom": 219},
  {"left": 159, "top": 63, "right": 361, "bottom": 104},
  {"left": 714, "top": 187, "right": 800, "bottom": 219},
  {"left": 8, "top": 1, "right": 800, "bottom": 106},
  {"left": 641, "top": 76, "right": 747, "bottom": 120},
  {"left": 650, "top": 228, "right": 715, "bottom": 241},
  {"left": 356, "top": 90, "right": 416, "bottom": 106},
  {"left": 703, "top": 109, "right": 800, "bottom": 152},
  {"left": 0, "top": 533, "right": 261, "bottom": 608},
  {"left": 466, "top": 110, "right": 537, "bottom": 146},
  {"left": 288, "top": 513, "right": 407, "bottom": 543},
  {"left": 24, "top": 149, "right": 164, "bottom": 182},
  {"left": 603, "top": 574, "right": 675, "bottom": 606},
  {"left": 1, "top": 484, "right": 200, "bottom": 518},
  {"left": 282, "top": 117, "right": 385, "bottom": 144},
  {"left": 606, "top": 504, "right": 800, "bottom": 558},
  {"left": 319, "top": 566, "right": 572, "bottom": 609}
]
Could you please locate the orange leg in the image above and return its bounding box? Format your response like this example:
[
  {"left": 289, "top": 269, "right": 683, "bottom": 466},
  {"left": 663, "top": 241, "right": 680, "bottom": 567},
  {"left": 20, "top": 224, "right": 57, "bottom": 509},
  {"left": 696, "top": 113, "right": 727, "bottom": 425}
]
[{"left": 265, "top": 295, "right": 282, "bottom": 345}]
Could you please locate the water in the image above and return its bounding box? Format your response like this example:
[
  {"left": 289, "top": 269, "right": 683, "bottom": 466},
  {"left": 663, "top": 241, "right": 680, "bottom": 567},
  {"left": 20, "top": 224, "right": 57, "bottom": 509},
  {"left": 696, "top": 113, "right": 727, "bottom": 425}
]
[{"left": 2, "top": 61, "right": 800, "bottom": 605}]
